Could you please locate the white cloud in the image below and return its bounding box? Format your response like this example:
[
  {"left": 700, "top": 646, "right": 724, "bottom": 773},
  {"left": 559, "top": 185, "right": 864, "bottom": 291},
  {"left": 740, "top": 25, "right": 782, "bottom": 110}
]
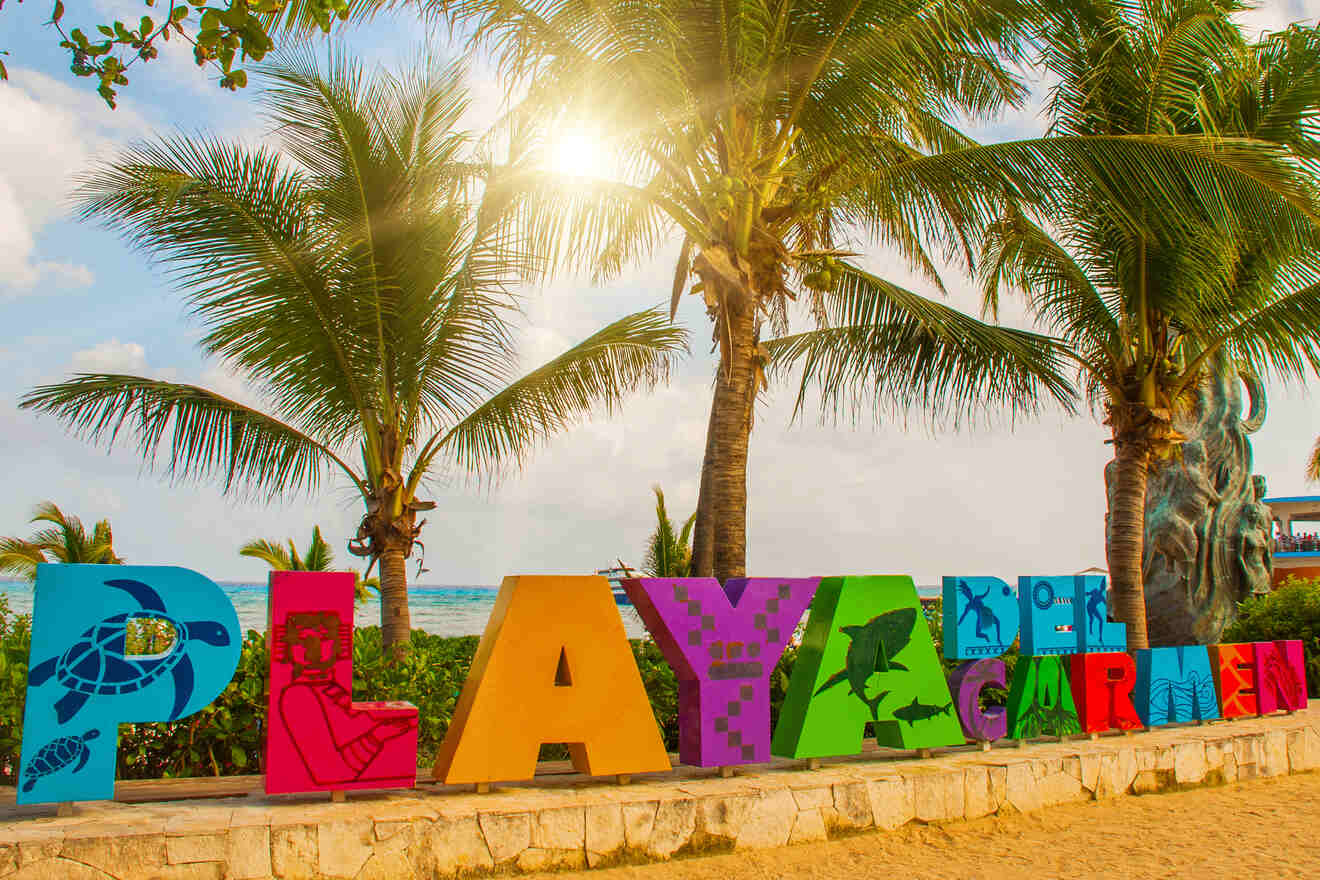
[
  {"left": 71, "top": 338, "right": 149, "bottom": 374},
  {"left": 0, "top": 68, "right": 152, "bottom": 296}
]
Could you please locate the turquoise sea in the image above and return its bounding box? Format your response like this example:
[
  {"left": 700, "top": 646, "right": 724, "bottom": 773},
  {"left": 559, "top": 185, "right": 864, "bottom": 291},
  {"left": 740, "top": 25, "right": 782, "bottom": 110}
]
[{"left": 0, "top": 579, "right": 650, "bottom": 639}]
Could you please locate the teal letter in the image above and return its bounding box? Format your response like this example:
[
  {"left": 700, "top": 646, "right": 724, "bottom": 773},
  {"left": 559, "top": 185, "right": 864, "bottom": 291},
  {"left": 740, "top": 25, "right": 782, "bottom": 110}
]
[
  {"left": 1134, "top": 646, "right": 1220, "bottom": 726},
  {"left": 18, "top": 565, "right": 240, "bottom": 804}
]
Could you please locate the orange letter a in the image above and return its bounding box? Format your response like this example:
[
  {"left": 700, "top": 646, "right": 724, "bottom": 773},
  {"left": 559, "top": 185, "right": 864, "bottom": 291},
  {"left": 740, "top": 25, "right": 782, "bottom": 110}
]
[{"left": 433, "top": 575, "right": 671, "bottom": 784}]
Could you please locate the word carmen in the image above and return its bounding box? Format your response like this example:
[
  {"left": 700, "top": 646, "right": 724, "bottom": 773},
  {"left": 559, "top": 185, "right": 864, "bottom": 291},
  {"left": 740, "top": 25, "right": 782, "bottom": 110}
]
[{"left": 13, "top": 566, "right": 1308, "bottom": 805}]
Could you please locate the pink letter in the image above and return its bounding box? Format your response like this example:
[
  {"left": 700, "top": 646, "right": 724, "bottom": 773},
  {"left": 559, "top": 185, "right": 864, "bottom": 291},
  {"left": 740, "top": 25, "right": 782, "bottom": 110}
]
[{"left": 265, "top": 571, "right": 418, "bottom": 794}]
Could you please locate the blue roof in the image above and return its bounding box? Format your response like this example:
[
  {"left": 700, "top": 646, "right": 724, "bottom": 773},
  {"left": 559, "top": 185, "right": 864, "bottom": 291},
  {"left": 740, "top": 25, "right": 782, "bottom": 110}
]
[{"left": 1263, "top": 495, "right": 1320, "bottom": 504}]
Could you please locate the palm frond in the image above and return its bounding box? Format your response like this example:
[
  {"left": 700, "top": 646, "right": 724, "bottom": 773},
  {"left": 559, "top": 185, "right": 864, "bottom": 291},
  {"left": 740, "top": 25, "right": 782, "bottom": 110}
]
[
  {"left": 430, "top": 307, "right": 688, "bottom": 478},
  {"left": 20, "top": 374, "right": 362, "bottom": 499},
  {"left": 239, "top": 539, "right": 295, "bottom": 570},
  {"left": 767, "top": 263, "right": 1077, "bottom": 427}
]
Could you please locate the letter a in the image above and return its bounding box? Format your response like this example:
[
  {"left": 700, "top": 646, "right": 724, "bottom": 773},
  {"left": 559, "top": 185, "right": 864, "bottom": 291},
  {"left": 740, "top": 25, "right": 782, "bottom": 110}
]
[
  {"left": 18, "top": 564, "right": 240, "bottom": 805},
  {"left": 772, "top": 575, "right": 961, "bottom": 757},
  {"left": 266, "top": 571, "right": 419, "bottom": 795},
  {"left": 433, "top": 575, "right": 670, "bottom": 784}
]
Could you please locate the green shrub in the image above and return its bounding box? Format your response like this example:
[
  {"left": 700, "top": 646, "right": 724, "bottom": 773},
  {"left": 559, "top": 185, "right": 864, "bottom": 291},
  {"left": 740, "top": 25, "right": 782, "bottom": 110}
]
[
  {"left": 1223, "top": 578, "right": 1320, "bottom": 697},
  {"left": 0, "top": 595, "right": 30, "bottom": 784}
]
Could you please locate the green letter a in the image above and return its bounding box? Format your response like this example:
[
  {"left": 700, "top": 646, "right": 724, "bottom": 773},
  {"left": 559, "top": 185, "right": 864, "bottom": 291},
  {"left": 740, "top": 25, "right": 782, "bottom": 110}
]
[{"left": 771, "top": 575, "right": 962, "bottom": 757}]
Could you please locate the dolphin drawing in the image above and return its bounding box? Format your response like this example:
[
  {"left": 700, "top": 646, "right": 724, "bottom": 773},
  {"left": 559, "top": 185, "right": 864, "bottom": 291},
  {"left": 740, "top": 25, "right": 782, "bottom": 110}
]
[{"left": 814, "top": 607, "right": 918, "bottom": 719}]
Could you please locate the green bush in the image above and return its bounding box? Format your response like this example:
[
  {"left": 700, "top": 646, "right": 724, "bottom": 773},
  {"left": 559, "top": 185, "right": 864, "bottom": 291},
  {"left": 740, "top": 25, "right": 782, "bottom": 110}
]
[{"left": 1223, "top": 578, "right": 1320, "bottom": 697}]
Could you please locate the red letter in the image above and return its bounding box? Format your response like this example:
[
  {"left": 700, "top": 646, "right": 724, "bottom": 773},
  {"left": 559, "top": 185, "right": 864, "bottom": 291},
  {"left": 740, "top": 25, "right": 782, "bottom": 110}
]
[{"left": 1069, "top": 652, "right": 1141, "bottom": 733}]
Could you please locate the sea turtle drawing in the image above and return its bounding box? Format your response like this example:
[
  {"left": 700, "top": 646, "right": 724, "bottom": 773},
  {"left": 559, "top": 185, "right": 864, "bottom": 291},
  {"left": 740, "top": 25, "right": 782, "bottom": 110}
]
[
  {"left": 27, "top": 578, "right": 231, "bottom": 724},
  {"left": 21, "top": 729, "right": 100, "bottom": 793}
]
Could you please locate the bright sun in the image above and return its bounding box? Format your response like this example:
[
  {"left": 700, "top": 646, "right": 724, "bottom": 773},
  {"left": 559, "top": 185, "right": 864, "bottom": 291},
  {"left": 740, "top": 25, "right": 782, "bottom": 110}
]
[{"left": 543, "top": 127, "right": 614, "bottom": 180}]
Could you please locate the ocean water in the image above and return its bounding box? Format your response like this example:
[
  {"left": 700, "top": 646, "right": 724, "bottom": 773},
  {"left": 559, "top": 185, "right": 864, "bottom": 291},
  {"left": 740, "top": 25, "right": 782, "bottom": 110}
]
[{"left": 0, "top": 579, "right": 650, "bottom": 639}]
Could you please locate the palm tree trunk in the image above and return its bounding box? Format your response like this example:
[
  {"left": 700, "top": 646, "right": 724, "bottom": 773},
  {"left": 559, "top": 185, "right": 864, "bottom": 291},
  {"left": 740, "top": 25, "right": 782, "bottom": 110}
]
[
  {"left": 690, "top": 394, "right": 720, "bottom": 578},
  {"left": 1107, "top": 439, "right": 1151, "bottom": 651},
  {"left": 379, "top": 548, "right": 412, "bottom": 652},
  {"left": 709, "top": 300, "right": 758, "bottom": 582}
]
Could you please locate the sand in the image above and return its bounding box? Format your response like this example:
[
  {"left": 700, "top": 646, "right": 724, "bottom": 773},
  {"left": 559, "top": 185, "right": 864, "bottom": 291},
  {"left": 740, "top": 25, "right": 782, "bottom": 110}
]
[{"left": 530, "top": 772, "right": 1320, "bottom": 880}]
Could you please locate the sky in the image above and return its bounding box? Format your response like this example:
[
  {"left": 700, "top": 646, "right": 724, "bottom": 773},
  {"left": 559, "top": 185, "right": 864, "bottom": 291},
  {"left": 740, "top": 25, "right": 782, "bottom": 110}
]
[{"left": 2, "top": 2, "right": 1320, "bottom": 589}]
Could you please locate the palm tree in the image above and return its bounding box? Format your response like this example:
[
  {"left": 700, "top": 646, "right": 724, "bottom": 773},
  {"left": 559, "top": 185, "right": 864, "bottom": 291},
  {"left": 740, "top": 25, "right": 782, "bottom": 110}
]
[
  {"left": 241, "top": 525, "right": 379, "bottom": 602},
  {"left": 977, "top": 5, "right": 1320, "bottom": 649},
  {"left": 642, "top": 486, "right": 695, "bottom": 578},
  {"left": 0, "top": 501, "right": 124, "bottom": 580},
  {"left": 21, "top": 49, "right": 688, "bottom": 652},
  {"left": 442, "top": 0, "right": 1318, "bottom": 585}
]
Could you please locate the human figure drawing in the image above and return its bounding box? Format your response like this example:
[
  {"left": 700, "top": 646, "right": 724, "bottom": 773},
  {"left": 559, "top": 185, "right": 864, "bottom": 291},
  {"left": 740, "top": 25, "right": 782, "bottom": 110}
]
[
  {"left": 276, "top": 611, "right": 415, "bottom": 785},
  {"left": 957, "top": 581, "right": 1001, "bottom": 644}
]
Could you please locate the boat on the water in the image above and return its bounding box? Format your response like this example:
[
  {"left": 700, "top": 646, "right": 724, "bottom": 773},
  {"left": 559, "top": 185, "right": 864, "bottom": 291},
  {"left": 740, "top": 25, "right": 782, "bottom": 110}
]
[{"left": 596, "top": 563, "right": 637, "bottom": 605}]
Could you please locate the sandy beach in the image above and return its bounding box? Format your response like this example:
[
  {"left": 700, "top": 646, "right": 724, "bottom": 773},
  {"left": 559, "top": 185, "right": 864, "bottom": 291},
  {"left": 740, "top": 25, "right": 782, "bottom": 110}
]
[{"left": 527, "top": 772, "right": 1320, "bottom": 880}]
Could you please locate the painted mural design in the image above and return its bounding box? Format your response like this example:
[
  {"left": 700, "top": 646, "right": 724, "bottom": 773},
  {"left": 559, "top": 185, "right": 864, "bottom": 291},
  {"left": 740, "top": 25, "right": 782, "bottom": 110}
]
[
  {"left": 266, "top": 571, "right": 419, "bottom": 794},
  {"left": 17, "top": 564, "right": 241, "bottom": 805}
]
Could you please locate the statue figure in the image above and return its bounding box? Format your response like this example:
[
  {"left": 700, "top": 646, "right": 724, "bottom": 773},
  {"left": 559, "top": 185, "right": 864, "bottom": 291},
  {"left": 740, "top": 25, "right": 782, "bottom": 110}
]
[{"left": 1106, "top": 355, "right": 1272, "bottom": 646}]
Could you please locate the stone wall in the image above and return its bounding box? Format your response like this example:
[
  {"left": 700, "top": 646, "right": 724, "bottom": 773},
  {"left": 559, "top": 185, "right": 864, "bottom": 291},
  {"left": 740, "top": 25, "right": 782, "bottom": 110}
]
[{"left": 3, "top": 709, "right": 1319, "bottom": 880}]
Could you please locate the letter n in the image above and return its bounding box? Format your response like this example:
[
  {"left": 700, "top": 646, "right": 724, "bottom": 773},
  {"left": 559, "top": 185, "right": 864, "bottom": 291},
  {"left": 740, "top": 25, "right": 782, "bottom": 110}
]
[
  {"left": 1253, "top": 640, "right": 1308, "bottom": 714},
  {"left": 433, "top": 576, "right": 670, "bottom": 784},
  {"left": 771, "top": 575, "right": 961, "bottom": 757}
]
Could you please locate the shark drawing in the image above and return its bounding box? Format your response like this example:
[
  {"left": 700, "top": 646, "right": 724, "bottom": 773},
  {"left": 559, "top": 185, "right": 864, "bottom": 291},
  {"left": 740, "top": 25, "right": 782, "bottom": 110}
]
[
  {"left": 813, "top": 607, "right": 917, "bottom": 720},
  {"left": 892, "top": 697, "right": 953, "bottom": 725}
]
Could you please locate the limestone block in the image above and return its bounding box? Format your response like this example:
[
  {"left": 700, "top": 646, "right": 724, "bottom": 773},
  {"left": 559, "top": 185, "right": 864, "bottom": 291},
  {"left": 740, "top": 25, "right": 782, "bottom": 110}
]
[
  {"left": 1233, "top": 735, "right": 1263, "bottom": 772},
  {"left": 14, "top": 831, "right": 63, "bottom": 870},
  {"left": 531, "top": 807, "right": 585, "bottom": 852},
  {"left": 355, "top": 848, "right": 415, "bottom": 880},
  {"left": 1077, "top": 754, "right": 1101, "bottom": 794},
  {"left": 477, "top": 813, "right": 531, "bottom": 864},
  {"left": 61, "top": 834, "right": 166, "bottom": 878},
  {"left": 734, "top": 790, "right": 796, "bottom": 850},
  {"left": 1004, "top": 762, "right": 1043, "bottom": 813},
  {"left": 827, "top": 781, "right": 873, "bottom": 831},
  {"left": 647, "top": 799, "right": 696, "bottom": 858},
  {"left": 1037, "top": 770, "right": 1086, "bottom": 806},
  {"left": 988, "top": 766, "right": 1007, "bottom": 807},
  {"left": 420, "top": 814, "right": 492, "bottom": 878},
  {"left": 225, "top": 825, "right": 271, "bottom": 880},
  {"left": 963, "top": 766, "right": 996, "bottom": 819},
  {"left": 621, "top": 802, "right": 658, "bottom": 851},
  {"left": 789, "top": 786, "right": 832, "bottom": 812},
  {"left": 165, "top": 834, "right": 225, "bottom": 866},
  {"left": 1133, "top": 769, "right": 1166, "bottom": 794},
  {"left": 912, "top": 770, "right": 965, "bottom": 823},
  {"left": 317, "top": 820, "right": 373, "bottom": 879},
  {"left": 515, "top": 848, "right": 585, "bottom": 873},
  {"left": 373, "top": 821, "right": 411, "bottom": 843},
  {"left": 148, "top": 864, "right": 225, "bottom": 880},
  {"left": 1288, "top": 727, "right": 1320, "bottom": 772},
  {"left": 866, "top": 776, "right": 914, "bottom": 831},
  {"left": 584, "top": 804, "right": 625, "bottom": 865},
  {"left": 9, "top": 859, "right": 117, "bottom": 880},
  {"left": 1173, "top": 743, "right": 1207, "bottom": 785},
  {"left": 787, "top": 809, "right": 827, "bottom": 845},
  {"left": 1155, "top": 746, "right": 1175, "bottom": 772},
  {"left": 696, "top": 795, "right": 754, "bottom": 842},
  {"left": 271, "top": 825, "right": 317, "bottom": 880},
  {"left": 1094, "top": 749, "right": 1138, "bottom": 799},
  {"left": 1223, "top": 750, "right": 1240, "bottom": 782},
  {"left": 1262, "top": 730, "right": 1289, "bottom": 777}
]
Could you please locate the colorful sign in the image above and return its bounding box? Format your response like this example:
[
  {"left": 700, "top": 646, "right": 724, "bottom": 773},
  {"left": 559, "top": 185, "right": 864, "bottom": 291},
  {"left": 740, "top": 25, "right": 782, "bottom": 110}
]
[
  {"left": 432, "top": 575, "right": 670, "bottom": 785},
  {"left": 12, "top": 564, "right": 1312, "bottom": 805},
  {"left": 265, "top": 571, "right": 419, "bottom": 795},
  {"left": 621, "top": 577, "right": 817, "bottom": 766},
  {"left": 17, "top": 564, "right": 240, "bottom": 804}
]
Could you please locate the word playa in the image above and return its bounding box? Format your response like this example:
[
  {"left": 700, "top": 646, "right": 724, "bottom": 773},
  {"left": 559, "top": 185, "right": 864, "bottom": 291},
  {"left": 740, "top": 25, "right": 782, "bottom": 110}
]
[{"left": 12, "top": 565, "right": 1308, "bottom": 805}]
